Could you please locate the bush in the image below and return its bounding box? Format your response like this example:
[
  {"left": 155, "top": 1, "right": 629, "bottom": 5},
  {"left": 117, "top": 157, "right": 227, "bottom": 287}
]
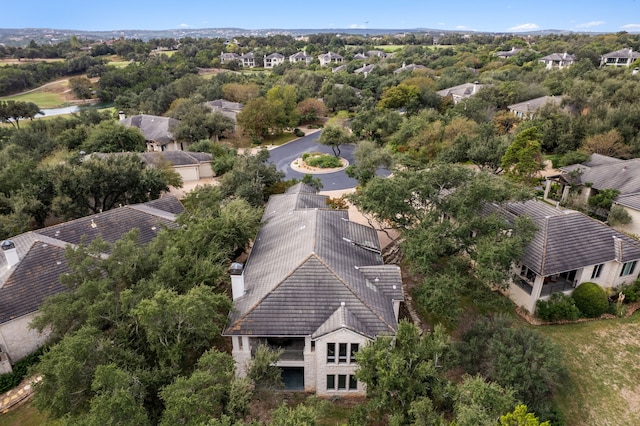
[
  {"left": 608, "top": 205, "right": 632, "bottom": 226},
  {"left": 0, "top": 348, "right": 44, "bottom": 394},
  {"left": 572, "top": 282, "right": 609, "bottom": 318},
  {"left": 618, "top": 279, "right": 640, "bottom": 303},
  {"left": 305, "top": 154, "right": 342, "bottom": 168},
  {"left": 536, "top": 293, "right": 580, "bottom": 322},
  {"left": 293, "top": 128, "right": 305, "bottom": 137}
]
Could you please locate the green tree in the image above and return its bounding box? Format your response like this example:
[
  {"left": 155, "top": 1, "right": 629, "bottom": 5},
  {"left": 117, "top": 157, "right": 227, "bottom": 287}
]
[
  {"left": 237, "top": 97, "right": 276, "bottom": 142},
  {"left": 501, "top": 127, "right": 543, "bottom": 184},
  {"left": 247, "top": 343, "right": 284, "bottom": 390},
  {"left": 454, "top": 375, "right": 518, "bottom": 426},
  {"left": 317, "top": 125, "right": 355, "bottom": 157},
  {"left": 219, "top": 149, "right": 284, "bottom": 207},
  {"left": 345, "top": 139, "right": 393, "bottom": 185},
  {"left": 160, "top": 350, "right": 240, "bottom": 425},
  {"left": 170, "top": 99, "right": 235, "bottom": 143},
  {"left": 0, "top": 100, "right": 42, "bottom": 129},
  {"left": 355, "top": 321, "right": 451, "bottom": 424},
  {"left": 83, "top": 120, "right": 146, "bottom": 152},
  {"left": 377, "top": 84, "right": 421, "bottom": 111},
  {"left": 500, "top": 404, "right": 550, "bottom": 426},
  {"left": 69, "top": 76, "right": 94, "bottom": 99},
  {"left": 50, "top": 153, "right": 181, "bottom": 219}
]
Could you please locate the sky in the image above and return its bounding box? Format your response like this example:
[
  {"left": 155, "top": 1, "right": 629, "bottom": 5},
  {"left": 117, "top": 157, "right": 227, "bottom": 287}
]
[{"left": 2, "top": 0, "right": 640, "bottom": 33}]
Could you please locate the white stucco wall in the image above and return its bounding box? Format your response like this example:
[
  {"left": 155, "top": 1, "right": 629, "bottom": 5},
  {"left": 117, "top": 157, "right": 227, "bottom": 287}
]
[
  {"left": 0, "top": 313, "right": 49, "bottom": 363},
  {"left": 612, "top": 205, "right": 640, "bottom": 237}
]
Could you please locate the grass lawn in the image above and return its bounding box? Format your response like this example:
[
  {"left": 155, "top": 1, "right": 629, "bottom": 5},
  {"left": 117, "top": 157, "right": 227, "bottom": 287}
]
[
  {"left": 0, "top": 91, "right": 67, "bottom": 108},
  {"left": 0, "top": 402, "right": 58, "bottom": 426},
  {"left": 538, "top": 313, "right": 640, "bottom": 425}
]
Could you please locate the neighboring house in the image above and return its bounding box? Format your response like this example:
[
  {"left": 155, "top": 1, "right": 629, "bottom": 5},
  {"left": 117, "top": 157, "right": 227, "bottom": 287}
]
[
  {"left": 600, "top": 48, "right": 640, "bottom": 67},
  {"left": 120, "top": 114, "right": 184, "bottom": 152},
  {"left": 139, "top": 151, "right": 214, "bottom": 182},
  {"left": 394, "top": 62, "right": 427, "bottom": 74},
  {"left": 219, "top": 52, "right": 240, "bottom": 64},
  {"left": 507, "top": 95, "right": 564, "bottom": 119},
  {"left": 366, "top": 50, "right": 387, "bottom": 58},
  {"left": 0, "top": 198, "right": 184, "bottom": 369},
  {"left": 436, "top": 82, "right": 486, "bottom": 104},
  {"left": 239, "top": 52, "right": 256, "bottom": 68},
  {"left": 354, "top": 64, "right": 375, "bottom": 77},
  {"left": 332, "top": 65, "right": 347, "bottom": 73},
  {"left": 539, "top": 52, "right": 576, "bottom": 70},
  {"left": 318, "top": 52, "right": 344, "bottom": 67},
  {"left": 203, "top": 99, "right": 244, "bottom": 123},
  {"left": 494, "top": 47, "right": 523, "bottom": 59},
  {"left": 223, "top": 184, "right": 403, "bottom": 395},
  {"left": 264, "top": 52, "right": 285, "bottom": 68},
  {"left": 353, "top": 53, "right": 367, "bottom": 60},
  {"left": 544, "top": 154, "right": 640, "bottom": 235},
  {"left": 493, "top": 200, "right": 640, "bottom": 313},
  {"left": 289, "top": 51, "right": 314, "bottom": 65}
]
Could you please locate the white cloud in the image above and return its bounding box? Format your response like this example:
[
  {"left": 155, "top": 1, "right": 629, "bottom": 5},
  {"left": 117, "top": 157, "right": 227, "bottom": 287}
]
[
  {"left": 178, "top": 23, "right": 190, "bottom": 28},
  {"left": 348, "top": 23, "right": 367, "bottom": 29},
  {"left": 621, "top": 23, "right": 640, "bottom": 30},
  {"left": 508, "top": 23, "right": 539, "bottom": 31},
  {"left": 456, "top": 25, "right": 476, "bottom": 31},
  {"left": 575, "top": 21, "right": 605, "bottom": 28}
]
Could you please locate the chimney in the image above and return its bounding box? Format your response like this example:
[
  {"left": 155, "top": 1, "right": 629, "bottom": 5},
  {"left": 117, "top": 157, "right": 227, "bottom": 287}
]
[
  {"left": 563, "top": 52, "right": 567, "bottom": 59},
  {"left": 118, "top": 111, "right": 125, "bottom": 121},
  {"left": 402, "top": 61, "right": 406, "bottom": 69},
  {"left": 229, "top": 262, "right": 245, "bottom": 300},
  {"left": 1, "top": 240, "right": 19, "bottom": 269},
  {"left": 633, "top": 68, "right": 639, "bottom": 76}
]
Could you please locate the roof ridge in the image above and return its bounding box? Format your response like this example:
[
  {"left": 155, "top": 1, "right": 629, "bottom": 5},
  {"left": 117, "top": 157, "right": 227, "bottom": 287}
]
[{"left": 539, "top": 216, "right": 550, "bottom": 275}]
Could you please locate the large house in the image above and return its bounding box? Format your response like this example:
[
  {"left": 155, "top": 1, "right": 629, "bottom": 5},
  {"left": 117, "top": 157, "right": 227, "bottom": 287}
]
[
  {"left": 0, "top": 197, "right": 183, "bottom": 371},
  {"left": 223, "top": 184, "right": 403, "bottom": 395},
  {"left": 600, "top": 48, "right": 640, "bottom": 67},
  {"left": 494, "top": 47, "right": 523, "bottom": 59},
  {"left": 120, "top": 114, "right": 184, "bottom": 152},
  {"left": 318, "top": 52, "right": 344, "bottom": 67},
  {"left": 544, "top": 154, "right": 640, "bottom": 235},
  {"left": 239, "top": 52, "right": 256, "bottom": 68},
  {"left": 539, "top": 52, "right": 576, "bottom": 70},
  {"left": 394, "top": 62, "right": 427, "bottom": 74},
  {"left": 139, "top": 151, "right": 214, "bottom": 182},
  {"left": 507, "top": 95, "right": 564, "bottom": 119},
  {"left": 436, "top": 82, "right": 487, "bottom": 104},
  {"left": 289, "top": 51, "right": 314, "bottom": 65},
  {"left": 203, "top": 99, "right": 244, "bottom": 124},
  {"left": 219, "top": 52, "right": 240, "bottom": 65},
  {"left": 495, "top": 200, "right": 640, "bottom": 313},
  {"left": 264, "top": 53, "right": 285, "bottom": 68}
]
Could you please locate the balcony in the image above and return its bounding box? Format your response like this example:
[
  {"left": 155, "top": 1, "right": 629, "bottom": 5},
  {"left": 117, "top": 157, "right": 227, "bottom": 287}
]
[{"left": 251, "top": 337, "right": 305, "bottom": 361}]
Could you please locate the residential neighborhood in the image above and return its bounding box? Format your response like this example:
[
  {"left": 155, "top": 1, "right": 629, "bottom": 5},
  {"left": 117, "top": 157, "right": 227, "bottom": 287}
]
[{"left": 0, "top": 21, "right": 640, "bottom": 425}]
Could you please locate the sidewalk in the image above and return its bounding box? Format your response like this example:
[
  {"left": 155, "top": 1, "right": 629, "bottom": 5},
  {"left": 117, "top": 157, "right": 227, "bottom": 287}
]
[{"left": 0, "top": 376, "right": 41, "bottom": 414}]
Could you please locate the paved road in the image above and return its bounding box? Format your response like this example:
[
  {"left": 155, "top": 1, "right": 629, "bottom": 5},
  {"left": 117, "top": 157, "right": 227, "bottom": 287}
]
[{"left": 267, "top": 130, "right": 360, "bottom": 190}]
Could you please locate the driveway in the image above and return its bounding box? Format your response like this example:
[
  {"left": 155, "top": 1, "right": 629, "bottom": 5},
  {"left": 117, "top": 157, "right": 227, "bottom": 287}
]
[{"left": 267, "top": 130, "right": 360, "bottom": 190}]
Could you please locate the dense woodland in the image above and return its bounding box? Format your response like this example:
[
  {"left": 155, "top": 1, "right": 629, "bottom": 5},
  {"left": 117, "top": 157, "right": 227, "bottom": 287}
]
[{"left": 1, "top": 30, "right": 640, "bottom": 425}]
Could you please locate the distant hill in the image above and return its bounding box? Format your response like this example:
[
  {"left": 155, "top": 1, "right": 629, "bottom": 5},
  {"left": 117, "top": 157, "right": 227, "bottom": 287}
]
[{"left": 0, "top": 27, "right": 583, "bottom": 47}]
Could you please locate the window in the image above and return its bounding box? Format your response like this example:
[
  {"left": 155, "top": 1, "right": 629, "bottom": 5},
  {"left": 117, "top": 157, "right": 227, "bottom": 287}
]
[
  {"left": 349, "top": 375, "right": 358, "bottom": 390},
  {"left": 326, "top": 375, "right": 335, "bottom": 390},
  {"left": 327, "top": 343, "right": 335, "bottom": 363},
  {"left": 338, "top": 374, "right": 347, "bottom": 390},
  {"left": 238, "top": 337, "right": 243, "bottom": 350},
  {"left": 338, "top": 343, "right": 348, "bottom": 363},
  {"left": 311, "top": 341, "right": 315, "bottom": 352},
  {"left": 621, "top": 261, "right": 637, "bottom": 277},
  {"left": 591, "top": 264, "right": 604, "bottom": 279},
  {"left": 350, "top": 343, "right": 359, "bottom": 363}
]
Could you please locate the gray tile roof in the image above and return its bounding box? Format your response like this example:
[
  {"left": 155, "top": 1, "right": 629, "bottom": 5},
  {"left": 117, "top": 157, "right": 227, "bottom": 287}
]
[
  {"left": 559, "top": 157, "right": 640, "bottom": 195},
  {"left": 0, "top": 198, "right": 182, "bottom": 325},
  {"left": 354, "top": 64, "right": 375, "bottom": 74},
  {"left": 225, "top": 184, "right": 402, "bottom": 338},
  {"left": 602, "top": 48, "right": 640, "bottom": 59},
  {"left": 140, "top": 151, "right": 212, "bottom": 167},
  {"left": 500, "top": 200, "right": 640, "bottom": 276},
  {"left": 540, "top": 52, "right": 576, "bottom": 62},
  {"left": 394, "top": 63, "right": 427, "bottom": 74},
  {"left": 508, "top": 96, "right": 563, "bottom": 114},
  {"left": 613, "top": 193, "right": 640, "bottom": 210},
  {"left": 437, "top": 82, "right": 486, "bottom": 98},
  {"left": 265, "top": 52, "right": 284, "bottom": 59},
  {"left": 120, "top": 115, "right": 179, "bottom": 145}
]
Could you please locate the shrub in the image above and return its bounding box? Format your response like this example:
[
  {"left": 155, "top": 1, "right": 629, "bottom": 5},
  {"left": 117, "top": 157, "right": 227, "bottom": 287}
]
[
  {"left": 0, "top": 348, "right": 44, "bottom": 394},
  {"left": 293, "top": 128, "right": 305, "bottom": 137},
  {"left": 618, "top": 279, "right": 640, "bottom": 303},
  {"left": 536, "top": 293, "right": 580, "bottom": 322},
  {"left": 607, "top": 205, "right": 632, "bottom": 226},
  {"left": 572, "top": 282, "right": 609, "bottom": 318},
  {"left": 305, "top": 154, "right": 342, "bottom": 168}
]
